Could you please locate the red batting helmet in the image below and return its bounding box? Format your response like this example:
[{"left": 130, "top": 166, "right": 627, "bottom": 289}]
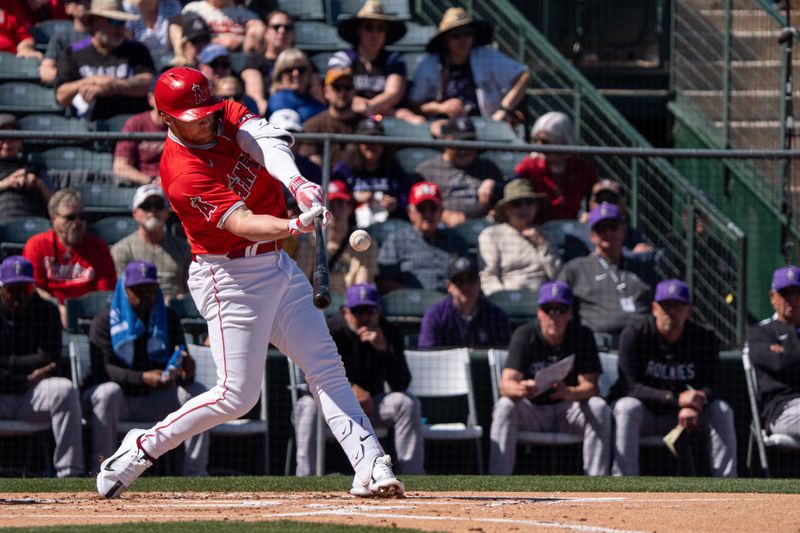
[{"left": 154, "top": 67, "right": 224, "bottom": 122}]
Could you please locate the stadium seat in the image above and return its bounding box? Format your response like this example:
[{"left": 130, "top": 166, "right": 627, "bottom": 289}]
[
  {"left": 379, "top": 116, "right": 431, "bottom": 139},
  {"left": 64, "top": 290, "right": 113, "bottom": 334},
  {"left": 18, "top": 114, "right": 91, "bottom": 137},
  {"left": 293, "top": 21, "right": 348, "bottom": 51},
  {"left": 391, "top": 22, "right": 436, "bottom": 49},
  {"left": 29, "top": 147, "right": 113, "bottom": 172},
  {"left": 0, "top": 217, "right": 51, "bottom": 258},
  {"left": 0, "top": 52, "right": 41, "bottom": 82},
  {"left": 486, "top": 289, "right": 538, "bottom": 328},
  {"left": 540, "top": 219, "right": 583, "bottom": 259},
  {"left": 742, "top": 348, "right": 800, "bottom": 477},
  {"left": 482, "top": 150, "right": 524, "bottom": 181},
  {"left": 452, "top": 218, "right": 493, "bottom": 254},
  {"left": 382, "top": 288, "right": 445, "bottom": 337},
  {"left": 395, "top": 146, "right": 439, "bottom": 175},
  {"left": 401, "top": 52, "right": 426, "bottom": 80},
  {"left": 310, "top": 51, "right": 334, "bottom": 74},
  {"left": 0, "top": 83, "right": 61, "bottom": 114},
  {"left": 279, "top": 0, "right": 325, "bottom": 20},
  {"left": 405, "top": 348, "right": 483, "bottom": 473},
  {"left": 75, "top": 184, "right": 136, "bottom": 216},
  {"left": 168, "top": 297, "right": 207, "bottom": 345},
  {"left": 472, "top": 118, "right": 524, "bottom": 143},
  {"left": 363, "top": 218, "right": 410, "bottom": 246},
  {"left": 88, "top": 216, "right": 137, "bottom": 245},
  {"left": 31, "top": 19, "right": 73, "bottom": 47},
  {"left": 0, "top": 418, "right": 52, "bottom": 476},
  {"left": 94, "top": 114, "right": 134, "bottom": 132},
  {"left": 229, "top": 52, "right": 249, "bottom": 74}
]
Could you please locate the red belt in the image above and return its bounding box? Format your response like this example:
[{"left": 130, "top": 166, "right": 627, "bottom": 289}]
[{"left": 193, "top": 240, "right": 281, "bottom": 262}]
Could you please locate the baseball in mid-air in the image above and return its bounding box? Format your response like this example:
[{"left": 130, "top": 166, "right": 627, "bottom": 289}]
[{"left": 349, "top": 229, "right": 372, "bottom": 252}]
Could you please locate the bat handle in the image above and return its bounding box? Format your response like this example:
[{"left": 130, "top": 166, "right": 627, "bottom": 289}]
[{"left": 312, "top": 217, "right": 331, "bottom": 309}]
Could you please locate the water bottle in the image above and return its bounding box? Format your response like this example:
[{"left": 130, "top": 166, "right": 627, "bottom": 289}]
[{"left": 161, "top": 345, "right": 185, "bottom": 382}]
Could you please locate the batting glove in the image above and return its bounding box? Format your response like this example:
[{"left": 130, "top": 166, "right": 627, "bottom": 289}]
[
  {"left": 287, "top": 204, "right": 332, "bottom": 236},
  {"left": 289, "top": 176, "right": 326, "bottom": 213}
]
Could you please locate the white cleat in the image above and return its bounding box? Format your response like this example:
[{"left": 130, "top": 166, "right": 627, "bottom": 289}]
[
  {"left": 350, "top": 454, "right": 405, "bottom": 498},
  {"left": 96, "top": 429, "right": 153, "bottom": 499}
]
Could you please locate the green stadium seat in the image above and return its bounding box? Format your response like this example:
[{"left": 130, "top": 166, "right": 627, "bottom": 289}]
[
  {"left": 0, "top": 217, "right": 51, "bottom": 258},
  {"left": 19, "top": 114, "right": 91, "bottom": 147},
  {"left": 382, "top": 288, "right": 445, "bottom": 323},
  {"left": 65, "top": 290, "right": 113, "bottom": 334},
  {"left": 94, "top": 114, "right": 134, "bottom": 132},
  {"left": 280, "top": 0, "right": 325, "bottom": 20},
  {"left": 31, "top": 19, "right": 73, "bottom": 47},
  {"left": 0, "top": 52, "right": 41, "bottom": 82},
  {"left": 395, "top": 146, "right": 439, "bottom": 175},
  {"left": 482, "top": 150, "right": 524, "bottom": 181},
  {"left": 29, "top": 147, "right": 112, "bottom": 172},
  {"left": 472, "top": 118, "right": 523, "bottom": 143},
  {"left": 540, "top": 219, "right": 583, "bottom": 259},
  {"left": 401, "top": 51, "right": 426, "bottom": 79},
  {"left": 452, "top": 219, "right": 493, "bottom": 253},
  {"left": 310, "top": 51, "right": 334, "bottom": 74},
  {"left": 168, "top": 297, "right": 207, "bottom": 345},
  {"left": 75, "top": 184, "right": 136, "bottom": 215},
  {"left": 0, "top": 83, "right": 61, "bottom": 114},
  {"left": 229, "top": 52, "right": 249, "bottom": 74},
  {"left": 294, "top": 21, "right": 348, "bottom": 51},
  {"left": 379, "top": 116, "right": 431, "bottom": 140},
  {"left": 391, "top": 22, "right": 436, "bottom": 49},
  {"left": 487, "top": 289, "right": 538, "bottom": 327},
  {"left": 88, "top": 216, "right": 137, "bottom": 245},
  {"left": 363, "top": 218, "right": 410, "bottom": 246}
]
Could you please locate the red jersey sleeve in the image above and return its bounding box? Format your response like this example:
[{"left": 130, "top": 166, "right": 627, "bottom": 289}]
[
  {"left": 22, "top": 231, "right": 51, "bottom": 290},
  {"left": 86, "top": 234, "right": 118, "bottom": 291}
]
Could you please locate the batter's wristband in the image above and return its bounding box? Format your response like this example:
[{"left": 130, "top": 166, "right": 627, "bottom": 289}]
[{"left": 288, "top": 175, "right": 307, "bottom": 194}]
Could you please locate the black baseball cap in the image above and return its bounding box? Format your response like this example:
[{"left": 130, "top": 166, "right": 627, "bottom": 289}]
[
  {"left": 440, "top": 116, "right": 476, "bottom": 140},
  {"left": 182, "top": 13, "right": 211, "bottom": 43},
  {"left": 447, "top": 256, "right": 479, "bottom": 281}
]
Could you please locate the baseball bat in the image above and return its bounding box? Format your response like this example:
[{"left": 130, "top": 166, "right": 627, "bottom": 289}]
[{"left": 312, "top": 217, "right": 331, "bottom": 309}]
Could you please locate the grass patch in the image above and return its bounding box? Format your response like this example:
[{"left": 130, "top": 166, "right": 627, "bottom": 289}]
[
  {"left": 1, "top": 521, "right": 423, "bottom": 533},
  {"left": 0, "top": 475, "right": 798, "bottom": 494}
]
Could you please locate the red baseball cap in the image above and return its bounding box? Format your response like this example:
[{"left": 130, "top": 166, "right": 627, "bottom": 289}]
[
  {"left": 409, "top": 181, "right": 441, "bottom": 206},
  {"left": 328, "top": 180, "right": 352, "bottom": 202}
]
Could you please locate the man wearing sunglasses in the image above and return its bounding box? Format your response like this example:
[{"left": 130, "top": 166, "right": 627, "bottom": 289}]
[
  {"left": 23, "top": 188, "right": 117, "bottom": 328},
  {"left": 111, "top": 184, "right": 190, "bottom": 303},
  {"left": 55, "top": 0, "right": 155, "bottom": 121},
  {"left": 489, "top": 281, "right": 612, "bottom": 476},
  {"left": 612, "top": 279, "right": 736, "bottom": 477},
  {"left": 0, "top": 255, "right": 85, "bottom": 478},
  {"left": 294, "top": 283, "right": 424, "bottom": 481},
  {"left": 557, "top": 202, "right": 657, "bottom": 351}
]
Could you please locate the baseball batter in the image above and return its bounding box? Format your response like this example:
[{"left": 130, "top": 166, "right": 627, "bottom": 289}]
[{"left": 96, "top": 67, "right": 404, "bottom": 498}]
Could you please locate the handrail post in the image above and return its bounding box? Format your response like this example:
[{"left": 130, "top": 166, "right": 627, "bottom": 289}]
[
  {"left": 722, "top": 0, "right": 732, "bottom": 149},
  {"left": 630, "top": 157, "right": 640, "bottom": 228},
  {"left": 685, "top": 198, "right": 696, "bottom": 290}
]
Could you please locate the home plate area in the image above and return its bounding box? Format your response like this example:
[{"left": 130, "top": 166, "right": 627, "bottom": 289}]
[{"left": 1, "top": 491, "right": 799, "bottom": 532}]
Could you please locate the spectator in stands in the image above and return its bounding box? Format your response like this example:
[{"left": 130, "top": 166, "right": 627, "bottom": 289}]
[
  {"left": 0, "top": 114, "right": 53, "bottom": 222},
  {"left": 331, "top": 0, "right": 423, "bottom": 124},
  {"left": 332, "top": 117, "right": 410, "bottom": 227},
  {"left": 215, "top": 75, "right": 258, "bottom": 114},
  {"left": 55, "top": 0, "right": 155, "bottom": 121},
  {"left": 418, "top": 255, "right": 510, "bottom": 349},
  {"left": 267, "top": 108, "right": 320, "bottom": 185},
  {"left": 0, "top": 255, "right": 85, "bottom": 477},
  {"left": 181, "top": 0, "right": 263, "bottom": 53},
  {"left": 478, "top": 179, "right": 559, "bottom": 295},
  {"left": 266, "top": 48, "right": 326, "bottom": 125},
  {"left": 294, "top": 180, "right": 377, "bottom": 296},
  {"left": 413, "top": 116, "right": 501, "bottom": 227},
  {"left": 377, "top": 181, "right": 468, "bottom": 293},
  {"left": 0, "top": 0, "right": 67, "bottom": 59},
  {"left": 23, "top": 188, "right": 117, "bottom": 327},
  {"left": 489, "top": 281, "right": 611, "bottom": 476},
  {"left": 83, "top": 260, "right": 208, "bottom": 475},
  {"left": 297, "top": 67, "right": 361, "bottom": 166},
  {"left": 40, "top": 0, "right": 91, "bottom": 85},
  {"left": 174, "top": 12, "right": 211, "bottom": 67},
  {"left": 745, "top": 265, "right": 800, "bottom": 445},
  {"left": 409, "top": 7, "right": 529, "bottom": 132},
  {"left": 110, "top": 184, "right": 190, "bottom": 302},
  {"left": 113, "top": 80, "right": 166, "bottom": 186},
  {"left": 557, "top": 203, "right": 656, "bottom": 349},
  {"left": 241, "top": 9, "right": 295, "bottom": 116},
  {"left": 294, "top": 283, "right": 424, "bottom": 477},
  {"left": 514, "top": 112, "right": 598, "bottom": 224},
  {"left": 611, "top": 279, "right": 737, "bottom": 477},
  {"left": 198, "top": 43, "right": 234, "bottom": 84},
  {"left": 123, "top": 0, "right": 182, "bottom": 60}
]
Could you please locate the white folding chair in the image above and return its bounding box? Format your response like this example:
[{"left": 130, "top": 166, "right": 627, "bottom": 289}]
[
  {"left": 285, "top": 358, "right": 387, "bottom": 476},
  {"left": 404, "top": 348, "right": 483, "bottom": 473},
  {"left": 742, "top": 345, "right": 800, "bottom": 477}
]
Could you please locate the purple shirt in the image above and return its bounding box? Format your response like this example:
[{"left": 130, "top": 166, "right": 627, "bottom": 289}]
[{"left": 418, "top": 296, "right": 511, "bottom": 349}]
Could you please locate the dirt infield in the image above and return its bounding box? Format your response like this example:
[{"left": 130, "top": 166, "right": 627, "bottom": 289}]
[{"left": 2, "top": 491, "right": 800, "bottom": 532}]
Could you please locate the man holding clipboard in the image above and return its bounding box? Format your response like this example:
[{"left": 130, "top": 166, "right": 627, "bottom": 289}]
[{"left": 489, "top": 281, "right": 612, "bottom": 475}]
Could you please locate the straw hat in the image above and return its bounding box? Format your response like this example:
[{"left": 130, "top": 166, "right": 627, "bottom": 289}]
[
  {"left": 426, "top": 7, "right": 491, "bottom": 53},
  {"left": 88, "top": 0, "right": 138, "bottom": 21},
  {"left": 337, "top": 0, "right": 407, "bottom": 46},
  {"left": 494, "top": 179, "right": 546, "bottom": 222}
]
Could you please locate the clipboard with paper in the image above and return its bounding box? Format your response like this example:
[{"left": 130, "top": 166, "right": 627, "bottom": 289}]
[{"left": 532, "top": 354, "right": 575, "bottom": 397}]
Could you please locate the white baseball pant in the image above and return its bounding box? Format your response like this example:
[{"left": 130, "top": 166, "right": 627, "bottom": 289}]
[{"left": 135, "top": 250, "right": 385, "bottom": 484}]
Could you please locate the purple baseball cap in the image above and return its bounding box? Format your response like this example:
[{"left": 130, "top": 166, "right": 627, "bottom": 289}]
[
  {"left": 123, "top": 260, "right": 158, "bottom": 287},
  {"left": 0, "top": 255, "right": 34, "bottom": 286},
  {"left": 654, "top": 279, "right": 691, "bottom": 304},
  {"left": 345, "top": 283, "right": 380, "bottom": 308},
  {"left": 772, "top": 265, "right": 800, "bottom": 291},
  {"left": 588, "top": 202, "right": 623, "bottom": 230},
  {"left": 538, "top": 281, "right": 572, "bottom": 306}
]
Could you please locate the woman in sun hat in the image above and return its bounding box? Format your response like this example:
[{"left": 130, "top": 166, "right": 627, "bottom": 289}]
[
  {"left": 478, "top": 178, "right": 560, "bottom": 295},
  {"left": 409, "top": 7, "right": 530, "bottom": 124},
  {"left": 329, "top": 0, "right": 423, "bottom": 123}
]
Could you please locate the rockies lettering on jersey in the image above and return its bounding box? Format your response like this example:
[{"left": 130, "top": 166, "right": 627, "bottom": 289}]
[{"left": 644, "top": 361, "right": 696, "bottom": 382}]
